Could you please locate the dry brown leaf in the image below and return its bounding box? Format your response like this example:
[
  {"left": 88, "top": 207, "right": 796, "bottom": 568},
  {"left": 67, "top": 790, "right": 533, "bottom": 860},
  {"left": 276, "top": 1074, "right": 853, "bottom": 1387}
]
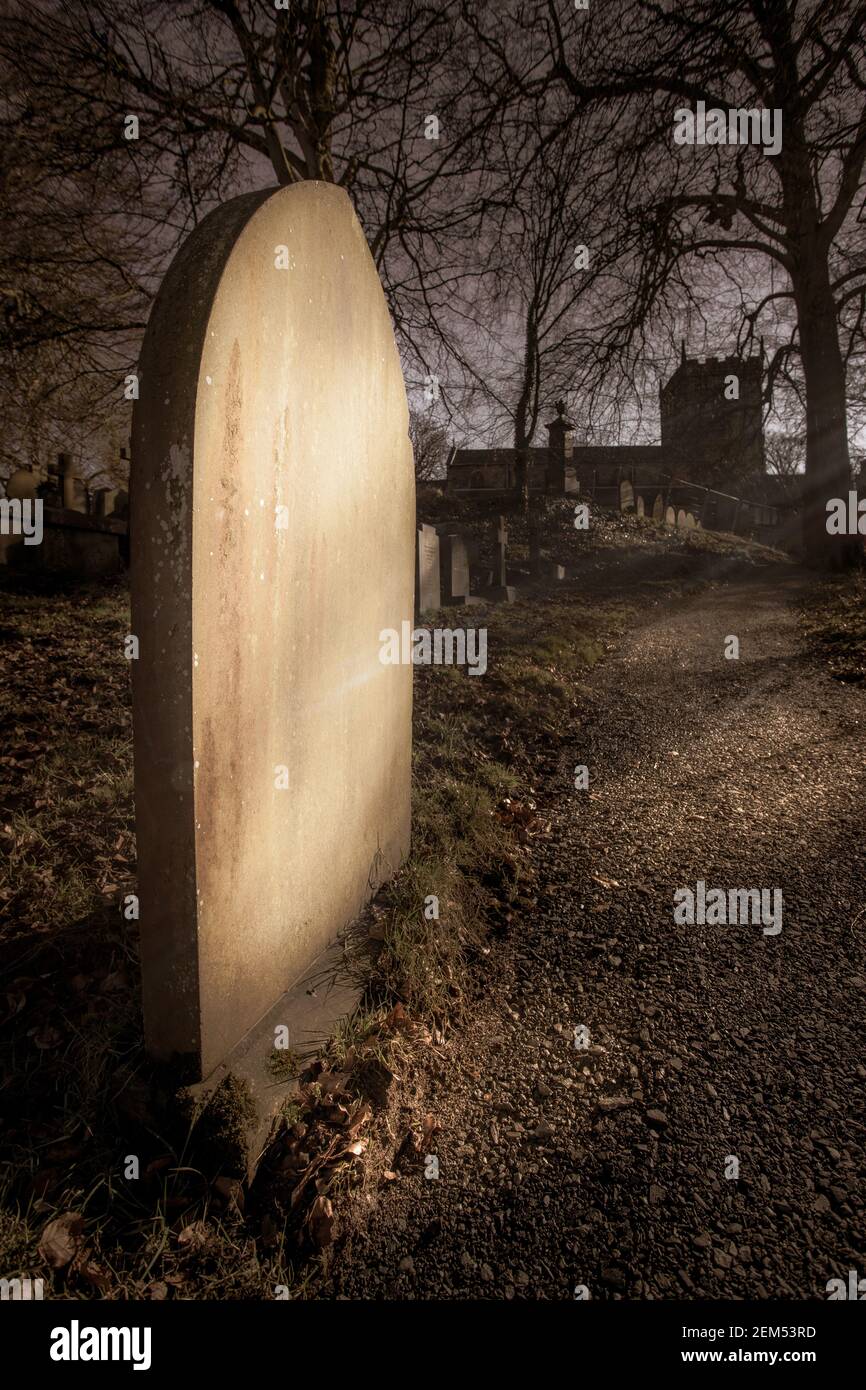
[
  {"left": 177, "top": 1220, "right": 209, "bottom": 1250},
  {"left": 384, "top": 1002, "right": 409, "bottom": 1030},
  {"left": 77, "top": 1259, "right": 111, "bottom": 1293},
  {"left": 308, "top": 1195, "right": 336, "bottom": 1249},
  {"left": 318, "top": 1070, "right": 350, "bottom": 1097},
  {"left": 345, "top": 1102, "right": 372, "bottom": 1137},
  {"left": 38, "top": 1211, "right": 85, "bottom": 1269}
]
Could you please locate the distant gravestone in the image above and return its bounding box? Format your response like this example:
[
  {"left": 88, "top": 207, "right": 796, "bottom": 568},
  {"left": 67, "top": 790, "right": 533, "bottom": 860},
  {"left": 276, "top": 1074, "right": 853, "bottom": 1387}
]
[
  {"left": 619, "top": 479, "right": 635, "bottom": 511},
  {"left": 131, "top": 183, "right": 414, "bottom": 1079},
  {"left": 665, "top": 505, "right": 676, "bottom": 526},
  {"left": 636, "top": 495, "right": 645, "bottom": 519},
  {"left": 6, "top": 469, "right": 38, "bottom": 501},
  {"left": 677, "top": 508, "right": 687, "bottom": 528},
  {"left": 478, "top": 513, "right": 515, "bottom": 601},
  {"left": 59, "top": 454, "right": 87, "bottom": 513},
  {"left": 92, "top": 488, "right": 118, "bottom": 519},
  {"left": 652, "top": 494, "right": 664, "bottom": 522},
  {"left": 416, "top": 523, "right": 441, "bottom": 613},
  {"left": 439, "top": 531, "right": 470, "bottom": 604},
  {"left": 684, "top": 511, "right": 697, "bottom": 529}
]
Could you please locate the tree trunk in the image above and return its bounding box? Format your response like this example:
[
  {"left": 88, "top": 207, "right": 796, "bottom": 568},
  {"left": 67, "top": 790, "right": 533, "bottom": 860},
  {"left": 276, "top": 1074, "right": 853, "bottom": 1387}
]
[
  {"left": 515, "top": 444, "right": 530, "bottom": 516},
  {"left": 793, "top": 257, "right": 856, "bottom": 567},
  {"left": 513, "top": 305, "right": 538, "bottom": 517}
]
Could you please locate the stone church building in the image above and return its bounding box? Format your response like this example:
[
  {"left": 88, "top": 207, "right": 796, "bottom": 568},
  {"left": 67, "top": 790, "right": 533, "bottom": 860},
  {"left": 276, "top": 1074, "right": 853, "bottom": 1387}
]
[{"left": 447, "top": 348, "right": 765, "bottom": 502}]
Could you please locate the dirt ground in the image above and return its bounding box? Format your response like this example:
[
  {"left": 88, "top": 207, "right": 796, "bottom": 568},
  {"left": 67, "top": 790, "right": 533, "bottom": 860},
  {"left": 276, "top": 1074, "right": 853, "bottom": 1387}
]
[{"left": 320, "top": 567, "right": 866, "bottom": 1300}]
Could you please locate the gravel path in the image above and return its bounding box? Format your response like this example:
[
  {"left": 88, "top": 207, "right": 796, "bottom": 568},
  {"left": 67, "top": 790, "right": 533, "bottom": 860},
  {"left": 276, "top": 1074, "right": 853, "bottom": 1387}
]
[{"left": 328, "top": 568, "right": 866, "bottom": 1300}]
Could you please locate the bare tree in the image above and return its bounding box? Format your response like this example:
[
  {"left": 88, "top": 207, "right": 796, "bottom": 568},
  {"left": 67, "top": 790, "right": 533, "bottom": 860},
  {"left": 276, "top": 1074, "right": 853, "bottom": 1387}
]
[
  {"left": 0, "top": 0, "right": 499, "bottom": 419},
  {"left": 464, "top": 0, "right": 866, "bottom": 563},
  {"left": 765, "top": 429, "right": 806, "bottom": 502},
  {"left": 448, "top": 95, "right": 630, "bottom": 510},
  {"left": 409, "top": 408, "right": 450, "bottom": 482}
]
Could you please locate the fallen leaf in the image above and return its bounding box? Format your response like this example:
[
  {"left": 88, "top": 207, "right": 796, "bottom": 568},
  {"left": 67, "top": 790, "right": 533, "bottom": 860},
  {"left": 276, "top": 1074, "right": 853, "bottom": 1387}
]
[
  {"left": 38, "top": 1211, "right": 85, "bottom": 1269},
  {"left": 177, "top": 1220, "right": 209, "bottom": 1250},
  {"left": 77, "top": 1260, "right": 111, "bottom": 1293},
  {"left": 318, "top": 1070, "right": 350, "bottom": 1097},
  {"left": 345, "top": 1102, "right": 372, "bottom": 1138},
  {"left": 308, "top": 1195, "right": 336, "bottom": 1249}
]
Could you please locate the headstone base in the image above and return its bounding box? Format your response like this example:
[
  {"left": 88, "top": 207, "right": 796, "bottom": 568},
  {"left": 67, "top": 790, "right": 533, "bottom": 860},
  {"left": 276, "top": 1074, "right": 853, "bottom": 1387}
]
[
  {"left": 176, "top": 928, "right": 363, "bottom": 1179},
  {"left": 478, "top": 584, "right": 517, "bottom": 603}
]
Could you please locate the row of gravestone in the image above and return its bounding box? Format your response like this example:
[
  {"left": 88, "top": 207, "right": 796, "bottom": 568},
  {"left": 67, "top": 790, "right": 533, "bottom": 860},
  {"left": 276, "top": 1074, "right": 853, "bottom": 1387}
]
[
  {"left": 416, "top": 515, "right": 519, "bottom": 614},
  {"left": 620, "top": 480, "right": 698, "bottom": 530},
  {"left": 5, "top": 459, "right": 128, "bottom": 520}
]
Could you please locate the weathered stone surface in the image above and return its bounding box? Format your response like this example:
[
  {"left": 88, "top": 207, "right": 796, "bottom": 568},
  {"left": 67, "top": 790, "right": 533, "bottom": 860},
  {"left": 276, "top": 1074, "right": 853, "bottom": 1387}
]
[
  {"left": 60, "top": 455, "right": 87, "bottom": 513},
  {"left": 439, "top": 530, "right": 470, "bottom": 604},
  {"left": 131, "top": 182, "right": 414, "bottom": 1079},
  {"left": 416, "top": 523, "right": 440, "bottom": 613},
  {"left": 665, "top": 505, "right": 677, "bottom": 527},
  {"left": 92, "top": 487, "right": 118, "bottom": 519},
  {"left": 652, "top": 494, "right": 664, "bottom": 522}
]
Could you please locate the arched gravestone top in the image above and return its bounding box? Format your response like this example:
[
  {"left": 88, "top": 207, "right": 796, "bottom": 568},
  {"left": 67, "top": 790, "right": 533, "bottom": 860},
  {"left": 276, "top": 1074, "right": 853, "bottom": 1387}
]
[
  {"left": 665, "top": 505, "right": 676, "bottom": 526},
  {"left": 131, "top": 183, "right": 414, "bottom": 1078},
  {"left": 652, "top": 494, "right": 664, "bottom": 522},
  {"left": 636, "top": 495, "right": 645, "bottom": 519},
  {"left": 684, "top": 511, "right": 697, "bottom": 529},
  {"left": 619, "top": 479, "right": 635, "bottom": 511},
  {"left": 7, "top": 469, "right": 38, "bottom": 501},
  {"left": 677, "top": 508, "right": 687, "bottom": 528}
]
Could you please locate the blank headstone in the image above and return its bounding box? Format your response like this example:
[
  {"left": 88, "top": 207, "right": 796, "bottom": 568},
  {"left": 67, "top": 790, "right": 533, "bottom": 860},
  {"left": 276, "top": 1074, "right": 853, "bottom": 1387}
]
[
  {"left": 59, "top": 454, "right": 87, "bottom": 513},
  {"left": 619, "top": 479, "right": 635, "bottom": 511},
  {"left": 684, "top": 511, "right": 696, "bottom": 529},
  {"left": 652, "top": 494, "right": 664, "bottom": 522},
  {"left": 416, "top": 523, "right": 441, "bottom": 613},
  {"left": 636, "top": 495, "right": 645, "bottom": 519},
  {"left": 439, "top": 531, "right": 470, "bottom": 604},
  {"left": 665, "top": 505, "right": 676, "bottom": 526},
  {"left": 677, "top": 508, "right": 687, "bottom": 528},
  {"left": 131, "top": 183, "right": 414, "bottom": 1079}
]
